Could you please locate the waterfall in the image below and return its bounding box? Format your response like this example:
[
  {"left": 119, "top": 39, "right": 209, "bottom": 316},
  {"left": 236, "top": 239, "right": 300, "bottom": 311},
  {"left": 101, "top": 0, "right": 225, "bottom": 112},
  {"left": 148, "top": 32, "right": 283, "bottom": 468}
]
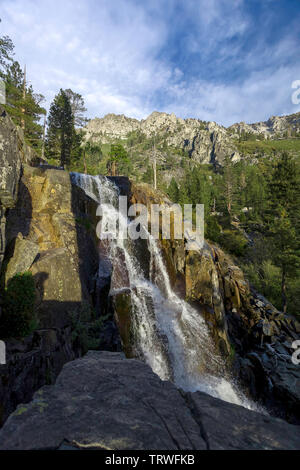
[{"left": 71, "top": 172, "right": 257, "bottom": 410}]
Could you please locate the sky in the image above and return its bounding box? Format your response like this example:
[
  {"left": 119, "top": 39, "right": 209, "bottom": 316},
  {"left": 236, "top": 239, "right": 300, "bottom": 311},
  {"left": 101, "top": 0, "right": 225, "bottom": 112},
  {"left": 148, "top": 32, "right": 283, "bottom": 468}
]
[{"left": 1, "top": 0, "right": 300, "bottom": 126}]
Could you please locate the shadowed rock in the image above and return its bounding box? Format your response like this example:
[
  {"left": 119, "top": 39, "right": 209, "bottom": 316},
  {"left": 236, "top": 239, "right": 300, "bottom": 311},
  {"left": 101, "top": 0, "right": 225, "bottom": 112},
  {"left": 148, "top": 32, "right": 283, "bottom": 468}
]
[{"left": 0, "top": 351, "right": 299, "bottom": 450}]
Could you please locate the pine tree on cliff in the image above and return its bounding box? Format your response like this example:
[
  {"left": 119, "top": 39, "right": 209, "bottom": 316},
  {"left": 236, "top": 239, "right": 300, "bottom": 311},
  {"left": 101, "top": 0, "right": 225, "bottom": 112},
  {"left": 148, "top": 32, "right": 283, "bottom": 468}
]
[
  {"left": 3, "top": 61, "right": 46, "bottom": 152},
  {"left": 0, "top": 24, "right": 46, "bottom": 153},
  {"left": 266, "top": 152, "right": 300, "bottom": 313},
  {"left": 46, "top": 90, "right": 75, "bottom": 168}
]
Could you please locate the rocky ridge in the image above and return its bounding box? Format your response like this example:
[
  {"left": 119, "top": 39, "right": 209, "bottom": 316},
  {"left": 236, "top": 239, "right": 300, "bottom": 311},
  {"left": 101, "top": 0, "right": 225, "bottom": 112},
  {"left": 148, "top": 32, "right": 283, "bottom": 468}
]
[
  {"left": 83, "top": 110, "right": 300, "bottom": 167},
  {"left": 229, "top": 112, "right": 300, "bottom": 138}
]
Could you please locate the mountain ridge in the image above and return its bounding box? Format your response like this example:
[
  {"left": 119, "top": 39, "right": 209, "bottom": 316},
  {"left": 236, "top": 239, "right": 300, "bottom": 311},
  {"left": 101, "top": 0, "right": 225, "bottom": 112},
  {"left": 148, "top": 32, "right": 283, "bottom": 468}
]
[{"left": 83, "top": 110, "right": 300, "bottom": 171}]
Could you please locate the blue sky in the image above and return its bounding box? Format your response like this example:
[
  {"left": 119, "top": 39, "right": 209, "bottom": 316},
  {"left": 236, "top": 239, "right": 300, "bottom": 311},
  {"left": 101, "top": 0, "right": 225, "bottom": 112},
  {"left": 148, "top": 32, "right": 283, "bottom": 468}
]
[{"left": 1, "top": 0, "right": 300, "bottom": 125}]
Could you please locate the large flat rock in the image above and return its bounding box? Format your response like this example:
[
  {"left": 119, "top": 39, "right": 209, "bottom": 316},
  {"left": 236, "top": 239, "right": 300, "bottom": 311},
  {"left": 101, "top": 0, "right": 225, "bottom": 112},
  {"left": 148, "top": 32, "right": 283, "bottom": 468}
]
[{"left": 0, "top": 351, "right": 299, "bottom": 450}]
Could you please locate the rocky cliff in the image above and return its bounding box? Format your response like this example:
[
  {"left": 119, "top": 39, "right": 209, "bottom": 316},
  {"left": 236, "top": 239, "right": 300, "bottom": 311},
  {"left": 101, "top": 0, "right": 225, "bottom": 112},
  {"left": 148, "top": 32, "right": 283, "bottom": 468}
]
[
  {"left": 84, "top": 111, "right": 238, "bottom": 166},
  {"left": 0, "top": 109, "right": 117, "bottom": 425},
  {"left": 228, "top": 111, "right": 300, "bottom": 138},
  {"left": 0, "top": 164, "right": 105, "bottom": 425}
]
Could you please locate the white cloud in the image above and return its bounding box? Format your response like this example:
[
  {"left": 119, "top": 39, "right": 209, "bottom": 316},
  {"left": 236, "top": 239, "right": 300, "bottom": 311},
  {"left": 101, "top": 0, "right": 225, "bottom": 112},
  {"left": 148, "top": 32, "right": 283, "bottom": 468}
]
[{"left": 0, "top": 0, "right": 299, "bottom": 126}]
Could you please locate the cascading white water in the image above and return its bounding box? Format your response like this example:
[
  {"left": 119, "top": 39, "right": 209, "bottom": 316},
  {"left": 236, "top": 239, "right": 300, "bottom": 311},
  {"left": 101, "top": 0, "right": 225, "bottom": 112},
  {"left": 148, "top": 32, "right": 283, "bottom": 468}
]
[{"left": 71, "top": 172, "right": 257, "bottom": 410}]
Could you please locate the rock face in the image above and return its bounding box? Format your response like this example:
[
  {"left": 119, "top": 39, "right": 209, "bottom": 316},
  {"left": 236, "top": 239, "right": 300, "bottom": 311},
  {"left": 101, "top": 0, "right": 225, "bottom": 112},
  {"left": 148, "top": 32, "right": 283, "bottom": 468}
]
[
  {"left": 4, "top": 234, "right": 39, "bottom": 283},
  {"left": 181, "top": 243, "right": 300, "bottom": 424},
  {"left": 0, "top": 106, "right": 39, "bottom": 271},
  {"left": 84, "top": 111, "right": 238, "bottom": 166},
  {"left": 0, "top": 351, "right": 299, "bottom": 450},
  {"left": 228, "top": 111, "right": 300, "bottom": 138},
  {"left": 0, "top": 327, "right": 76, "bottom": 426},
  {"left": 5, "top": 166, "right": 99, "bottom": 328},
  {"left": 0, "top": 164, "right": 103, "bottom": 425},
  {"left": 84, "top": 110, "right": 300, "bottom": 175}
]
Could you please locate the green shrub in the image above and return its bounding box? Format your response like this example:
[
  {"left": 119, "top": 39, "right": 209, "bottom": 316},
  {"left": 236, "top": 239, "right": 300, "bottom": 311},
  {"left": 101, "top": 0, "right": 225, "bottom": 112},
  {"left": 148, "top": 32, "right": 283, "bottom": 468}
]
[
  {"left": 220, "top": 230, "right": 248, "bottom": 257},
  {"left": 242, "top": 260, "right": 300, "bottom": 319},
  {"left": 70, "top": 303, "right": 109, "bottom": 354},
  {"left": 0, "top": 272, "right": 36, "bottom": 338},
  {"left": 205, "top": 216, "right": 222, "bottom": 243}
]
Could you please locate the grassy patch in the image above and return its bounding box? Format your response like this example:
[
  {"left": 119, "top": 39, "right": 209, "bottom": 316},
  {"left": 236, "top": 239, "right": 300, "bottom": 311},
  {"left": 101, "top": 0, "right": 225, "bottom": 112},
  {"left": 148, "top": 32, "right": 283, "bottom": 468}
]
[{"left": 236, "top": 138, "right": 300, "bottom": 156}]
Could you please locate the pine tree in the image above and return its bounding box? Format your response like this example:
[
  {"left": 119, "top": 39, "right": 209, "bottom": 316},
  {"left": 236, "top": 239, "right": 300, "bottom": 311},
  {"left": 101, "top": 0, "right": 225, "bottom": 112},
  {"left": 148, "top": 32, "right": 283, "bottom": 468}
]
[
  {"left": 0, "top": 20, "right": 14, "bottom": 72},
  {"left": 142, "top": 164, "right": 154, "bottom": 184},
  {"left": 0, "top": 24, "right": 46, "bottom": 153},
  {"left": 3, "top": 60, "right": 46, "bottom": 152},
  {"left": 167, "top": 177, "right": 180, "bottom": 202},
  {"left": 222, "top": 156, "right": 237, "bottom": 218},
  {"left": 267, "top": 152, "right": 300, "bottom": 313},
  {"left": 46, "top": 89, "right": 74, "bottom": 168},
  {"left": 107, "top": 143, "right": 130, "bottom": 176}
]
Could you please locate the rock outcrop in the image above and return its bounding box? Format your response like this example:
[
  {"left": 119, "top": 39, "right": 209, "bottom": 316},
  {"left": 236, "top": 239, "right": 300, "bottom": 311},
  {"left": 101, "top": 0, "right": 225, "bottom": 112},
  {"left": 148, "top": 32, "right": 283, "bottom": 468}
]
[
  {"left": 0, "top": 105, "right": 40, "bottom": 272},
  {"left": 4, "top": 166, "right": 99, "bottom": 327},
  {"left": 84, "top": 111, "right": 238, "bottom": 166},
  {"left": 228, "top": 112, "right": 300, "bottom": 138},
  {"left": 187, "top": 245, "right": 300, "bottom": 424},
  {"left": 0, "top": 163, "right": 104, "bottom": 425},
  {"left": 0, "top": 351, "right": 299, "bottom": 450}
]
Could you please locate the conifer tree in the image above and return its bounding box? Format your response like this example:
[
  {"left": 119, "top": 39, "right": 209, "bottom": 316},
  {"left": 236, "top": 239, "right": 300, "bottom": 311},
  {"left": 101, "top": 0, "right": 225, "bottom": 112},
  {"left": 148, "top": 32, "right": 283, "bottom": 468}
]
[
  {"left": 107, "top": 143, "right": 130, "bottom": 176},
  {"left": 167, "top": 177, "right": 180, "bottom": 203},
  {"left": 0, "top": 20, "right": 14, "bottom": 72},
  {"left": 0, "top": 24, "right": 46, "bottom": 152},
  {"left": 267, "top": 152, "right": 300, "bottom": 313},
  {"left": 46, "top": 89, "right": 74, "bottom": 168}
]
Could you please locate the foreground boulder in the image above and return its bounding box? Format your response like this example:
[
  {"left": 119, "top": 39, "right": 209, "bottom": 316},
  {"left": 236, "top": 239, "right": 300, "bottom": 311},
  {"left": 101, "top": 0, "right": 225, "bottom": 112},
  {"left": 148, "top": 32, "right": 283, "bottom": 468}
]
[{"left": 0, "top": 351, "right": 299, "bottom": 450}]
